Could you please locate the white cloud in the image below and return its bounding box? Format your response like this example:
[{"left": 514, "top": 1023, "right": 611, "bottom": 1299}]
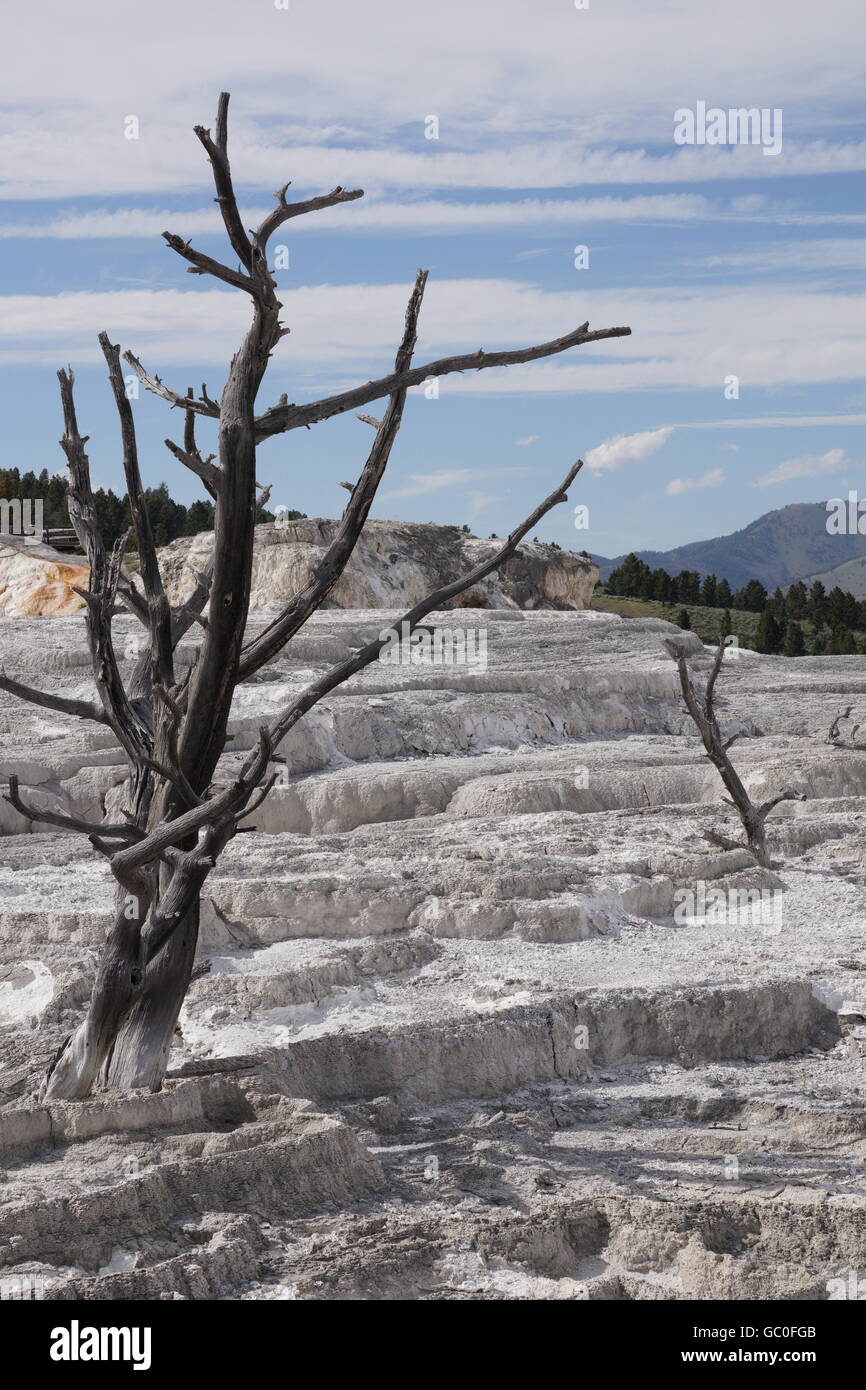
[
  {"left": 2, "top": 281, "right": 866, "bottom": 407},
  {"left": 0, "top": 1, "right": 864, "bottom": 200},
  {"left": 514, "top": 435, "right": 539, "bottom": 447},
  {"left": 585, "top": 426, "right": 674, "bottom": 473},
  {"left": 755, "top": 447, "right": 849, "bottom": 486},
  {"left": 720, "top": 442, "right": 742, "bottom": 452},
  {"left": 666, "top": 467, "right": 725, "bottom": 496}
]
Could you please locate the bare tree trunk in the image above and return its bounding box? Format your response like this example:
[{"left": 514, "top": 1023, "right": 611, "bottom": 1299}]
[
  {"left": 102, "top": 899, "right": 200, "bottom": 1090},
  {"left": 44, "top": 887, "right": 149, "bottom": 1099}
]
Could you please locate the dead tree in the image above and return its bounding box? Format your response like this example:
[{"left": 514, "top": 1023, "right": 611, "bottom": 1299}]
[
  {"left": 827, "top": 707, "right": 866, "bottom": 750},
  {"left": 0, "top": 94, "right": 631, "bottom": 1098},
  {"left": 664, "top": 635, "right": 804, "bottom": 867}
]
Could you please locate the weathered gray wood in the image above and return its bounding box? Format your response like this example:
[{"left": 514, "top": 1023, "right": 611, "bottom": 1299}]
[{"left": 0, "top": 673, "right": 106, "bottom": 723}]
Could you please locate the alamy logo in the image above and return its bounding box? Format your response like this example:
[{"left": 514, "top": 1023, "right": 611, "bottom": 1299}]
[
  {"left": 826, "top": 1269, "right": 866, "bottom": 1300},
  {"left": 723, "top": 634, "right": 744, "bottom": 660},
  {"left": 673, "top": 883, "right": 783, "bottom": 935},
  {"left": 50, "top": 1320, "right": 152, "bottom": 1371},
  {"left": 0, "top": 1273, "right": 49, "bottom": 1299},
  {"left": 0, "top": 497, "right": 43, "bottom": 545},
  {"left": 826, "top": 492, "right": 866, "bottom": 536},
  {"left": 378, "top": 621, "right": 488, "bottom": 671},
  {"left": 674, "top": 102, "right": 783, "bottom": 156}
]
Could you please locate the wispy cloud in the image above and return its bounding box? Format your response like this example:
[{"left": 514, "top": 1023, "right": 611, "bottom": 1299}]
[
  {"left": 704, "top": 238, "right": 866, "bottom": 274},
  {"left": 382, "top": 467, "right": 526, "bottom": 500},
  {"left": 681, "top": 414, "right": 866, "bottom": 430},
  {"left": 666, "top": 467, "right": 725, "bottom": 496},
  {"left": 514, "top": 434, "right": 539, "bottom": 447},
  {"left": 755, "top": 447, "right": 850, "bottom": 486},
  {"left": 0, "top": 194, "right": 716, "bottom": 240}
]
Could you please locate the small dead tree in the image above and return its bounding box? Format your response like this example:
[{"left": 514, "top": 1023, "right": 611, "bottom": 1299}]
[
  {"left": 664, "top": 634, "right": 804, "bottom": 867},
  {"left": 0, "top": 94, "right": 631, "bottom": 1098},
  {"left": 827, "top": 707, "right": 866, "bottom": 750}
]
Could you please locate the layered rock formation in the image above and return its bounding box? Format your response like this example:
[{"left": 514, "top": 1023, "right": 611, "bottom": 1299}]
[
  {"left": 158, "top": 519, "right": 598, "bottom": 612},
  {"left": 2, "top": 607, "right": 866, "bottom": 1298}
]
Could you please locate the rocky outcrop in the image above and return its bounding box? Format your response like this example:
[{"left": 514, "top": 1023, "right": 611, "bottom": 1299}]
[
  {"left": 158, "top": 519, "right": 598, "bottom": 611},
  {"left": 0, "top": 538, "right": 87, "bottom": 616},
  {"left": 0, "top": 520, "right": 597, "bottom": 617}
]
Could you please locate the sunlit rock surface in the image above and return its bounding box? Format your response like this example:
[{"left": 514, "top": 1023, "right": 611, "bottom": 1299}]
[{"left": 0, "top": 538, "right": 87, "bottom": 617}]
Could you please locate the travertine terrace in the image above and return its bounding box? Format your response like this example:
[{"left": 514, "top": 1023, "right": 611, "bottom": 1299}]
[{"left": 2, "top": 605, "right": 866, "bottom": 1299}]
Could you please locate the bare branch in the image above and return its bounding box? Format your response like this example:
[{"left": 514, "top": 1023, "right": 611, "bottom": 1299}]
[
  {"left": 123, "top": 351, "right": 221, "bottom": 420},
  {"left": 703, "top": 634, "right": 728, "bottom": 715},
  {"left": 757, "top": 790, "right": 807, "bottom": 820},
  {"left": 162, "top": 231, "right": 256, "bottom": 294},
  {"left": 99, "top": 332, "right": 174, "bottom": 696},
  {"left": 3, "top": 774, "right": 144, "bottom": 840},
  {"left": 0, "top": 673, "right": 107, "bottom": 724},
  {"left": 265, "top": 459, "right": 584, "bottom": 751},
  {"left": 253, "top": 322, "right": 632, "bottom": 441},
  {"left": 57, "top": 369, "right": 151, "bottom": 765},
  {"left": 193, "top": 92, "right": 253, "bottom": 272},
  {"left": 703, "top": 829, "right": 744, "bottom": 853},
  {"left": 164, "top": 439, "right": 220, "bottom": 498},
  {"left": 235, "top": 773, "right": 277, "bottom": 825},
  {"left": 254, "top": 184, "right": 364, "bottom": 251},
  {"left": 111, "top": 730, "right": 272, "bottom": 872}
]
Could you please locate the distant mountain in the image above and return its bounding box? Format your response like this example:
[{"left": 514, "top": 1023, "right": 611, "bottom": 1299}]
[
  {"left": 804, "top": 554, "right": 866, "bottom": 599},
  {"left": 592, "top": 502, "right": 866, "bottom": 592}
]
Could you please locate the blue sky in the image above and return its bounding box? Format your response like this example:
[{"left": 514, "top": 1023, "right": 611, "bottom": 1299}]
[{"left": 1, "top": 0, "right": 864, "bottom": 558}]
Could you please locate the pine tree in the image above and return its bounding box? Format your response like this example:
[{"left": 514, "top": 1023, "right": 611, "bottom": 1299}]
[
  {"left": 676, "top": 570, "right": 700, "bottom": 603},
  {"left": 828, "top": 623, "right": 858, "bottom": 655},
  {"left": 676, "top": 608, "right": 691, "bottom": 630},
  {"left": 652, "top": 568, "right": 672, "bottom": 603},
  {"left": 755, "top": 609, "right": 783, "bottom": 653},
  {"left": 786, "top": 580, "right": 807, "bottom": 620},
  {"left": 700, "top": 573, "right": 717, "bottom": 607},
  {"left": 782, "top": 620, "right": 805, "bottom": 657},
  {"left": 736, "top": 579, "right": 768, "bottom": 613},
  {"left": 768, "top": 586, "right": 786, "bottom": 621},
  {"left": 828, "top": 586, "right": 859, "bottom": 629},
  {"left": 715, "top": 577, "right": 733, "bottom": 608},
  {"left": 808, "top": 580, "right": 828, "bottom": 628}
]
